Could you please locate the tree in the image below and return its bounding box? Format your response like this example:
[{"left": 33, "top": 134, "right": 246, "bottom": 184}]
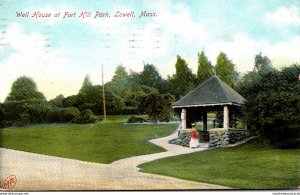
[
  {"left": 196, "top": 51, "right": 213, "bottom": 84},
  {"left": 78, "top": 85, "right": 103, "bottom": 115},
  {"left": 123, "top": 88, "right": 147, "bottom": 108},
  {"left": 3, "top": 76, "right": 48, "bottom": 126},
  {"left": 5, "top": 76, "right": 45, "bottom": 102},
  {"left": 139, "top": 90, "right": 175, "bottom": 122},
  {"left": 76, "top": 75, "right": 106, "bottom": 115},
  {"left": 254, "top": 52, "right": 272, "bottom": 73},
  {"left": 238, "top": 64, "right": 300, "bottom": 148},
  {"left": 171, "top": 55, "right": 196, "bottom": 99},
  {"left": 215, "top": 52, "right": 238, "bottom": 87},
  {"left": 105, "top": 65, "right": 129, "bottom": 108},
  {"left": 79, "top": 75, "right": 93, "bottom": 95},
  {"left": 62, "top": 95, "right": 80, "bottom": 108},
  {"left": 140, "top": 63, "right": 163, "bottom": 90},
  {"left": 112, "top": 65, "right": 128, "bottom": 83},
  {"left": 48, "top": 94, "right": 64, "bottom": 108},
  {"left": 105, "top": 87, "right": 124, "bottom": 115},
  {"left": 109, "top": 65, "right": 129, "bottom": 96}
]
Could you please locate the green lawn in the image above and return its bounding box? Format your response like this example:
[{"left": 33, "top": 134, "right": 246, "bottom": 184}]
[
  {"left": 0, "top": 119, "right": 177, "bottom": 163},
  {"left": 138, "top": 139, "right": 300, "bottom": 189}
]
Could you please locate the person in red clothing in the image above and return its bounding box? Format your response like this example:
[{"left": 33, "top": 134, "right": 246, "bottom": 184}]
[{"left": 189, "top": 123, "right": 199, "bottom": 148}]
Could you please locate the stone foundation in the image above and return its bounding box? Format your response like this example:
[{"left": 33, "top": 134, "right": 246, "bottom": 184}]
[
  {"left": 168, "top": 129, "right": 209, "bottom": 147},
  {"left": 169, "top": 128, "right": 251, "bottom": 148},
  {"left": 168, "top": 131, "right": 190, "bottom": 147},
  {"left": 228, "top": 129, "right": 251, "bottom": 144},
  {"left": 209, "top": 128, "right": 250, "bottom": 148}
]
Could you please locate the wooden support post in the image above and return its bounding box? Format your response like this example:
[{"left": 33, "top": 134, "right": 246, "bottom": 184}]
[
  {"left": 181, "top": 108, "right": 186, "bottom": 129},
  {"left": 223, "top": 105, "right": 229, "bottom": 129}
]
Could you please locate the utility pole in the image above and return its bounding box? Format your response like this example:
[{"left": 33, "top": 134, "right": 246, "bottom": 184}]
[{"left": 102, "top": 64, "right": 106, "bottom": 121}]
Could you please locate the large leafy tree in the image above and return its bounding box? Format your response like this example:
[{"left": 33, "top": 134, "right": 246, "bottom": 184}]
[
  {"left": 139, "top": 63, "right": 163, "bottom": 90},
  {"left": 79, "top": 75, "right": 93, "bottom": 95},
  {"left": 2, "top": 76, "right": 58, "bottom": 126},
  {"left": 196, "top": 51, "right": 213, "bottom": 85},
  {"left": 48, "top": 94, "right": 64, "bottom": 108},
  {"left": 106, "top": 66, "right": 141, "bottom": 112},
  {"left": 5, "top": 76, "right": 45, "bottom": 102},
  {"left": 254, "top": 52, "right": 273, "bottom": 73},
  {"left": 215, "top": 52, "right": 238, "bottom": 87},
  {"left": 171, "top": 55, "right": 196, "bottom": 99},
  {"left": 238, "top": 64, "right": 300, "bottom": 148},
  {"left": 77, "top": 75, "right": 125, "bottom": 115},
  {"left": 112, "top": 65, "right": 128, "bottom": 84},
  {"left": 108, "top": 65, "right": 129, "bottom": 96},
  {"left": 139, "top": 90, "right": 175, "bottom": 122}
]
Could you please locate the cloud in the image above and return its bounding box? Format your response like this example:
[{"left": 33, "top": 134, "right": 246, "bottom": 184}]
[
  {"left": 265, "top": 6, "right": 300, "bottom": 26},
  {"left": 134, "top": 1, "right": 209, "bottom": 77},
  {"left": 206, "top": 32, "right": 300, "bottom": 73},
  {"left": 0, "top": 23, "right": 85, "bottom": 101},
  {"left": 265, "top": 36, "right": 300, "bottom": 67}
]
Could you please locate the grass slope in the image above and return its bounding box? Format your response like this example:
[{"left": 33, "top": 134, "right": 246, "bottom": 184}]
[
  {"left": 0, "top": 119, "right": 177, "bottom": 164},
  {"left": 138, "top": 139, "right": 300, "bottom": 189}
]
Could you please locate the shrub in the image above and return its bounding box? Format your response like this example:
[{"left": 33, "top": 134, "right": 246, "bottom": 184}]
[
  {"left": 127, "top": 116, "right": 146, "bottom": 123},
  {"left": 72, "top": 109, "right": 97, "bottom": 124},
  {"left": 59, "top": 107, "right": 80, "bottom": 123},
  {"left": 46, "top": 108, "right": 62, "bottom": 123},
  {"left": 2, "top": 101, "right": 25, "bottom": 122},
  {"left": 22, "top": 99, "right": 50, "bottom": 123},
  {"left": 139, "top": 91, "right": 174, "bottom": 122},
  {"left": 238, "top": 64, "right": 300, "bottom": 148},
  {"left": 1, "top": 99, "right": 51, "bottom": 126},
  {"left": 11, "top": 114, "right": 30, "bottom": 127},
  {"left": 0, "top": 104, "right": 4, "bottom": 128}
]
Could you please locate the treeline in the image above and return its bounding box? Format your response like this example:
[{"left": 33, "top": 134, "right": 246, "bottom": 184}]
[
  {"left": 0, "top": 51, "right": 299, "bottom": 148},
  {"left": 0, "top": 51, "right": 237, "bottom": 126}
]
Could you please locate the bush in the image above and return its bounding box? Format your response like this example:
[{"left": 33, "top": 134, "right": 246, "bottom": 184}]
[
  {"left": 127, "top": 116, "right": 146, "bottom": 123},
  {"left": 2, "top": 101, "right": 26, "bottom": 122},
  {"left": 238, "top": 64, "right": 300, "bottom": 148},
  {"left": 72, "top": 109, "right": 97, "bottom": 124},
  {"left": 1, "top": 99, "right": 51, "bottom": 126},
  {"left": 139, "top": 91, "right": 174, "bottom": 122},
  {"left": 0, "top": 104, "right": 4, "bottom": 128},
  {"left": 23, "top": 99, "right": 50, "bottom": 123},
  {"left": 59, "top": 107, "right": 80, "bottom": 123},
  {"left": 46, "top": 108, "right": 62, "bottom": 123},
  {"left": 11, "top": 114, "right": 30, "bottom": 127}
]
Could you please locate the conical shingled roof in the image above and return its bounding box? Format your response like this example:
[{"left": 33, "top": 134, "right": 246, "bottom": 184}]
[{"left": 172, "top": 75, "right": 246, "bottom": 108}]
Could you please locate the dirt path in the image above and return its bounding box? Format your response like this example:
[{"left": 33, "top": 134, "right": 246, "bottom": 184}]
[{"left": 0, "top": 131, "right": 228, "bottom": 190}]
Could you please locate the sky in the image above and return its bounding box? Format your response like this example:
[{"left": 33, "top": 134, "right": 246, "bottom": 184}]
[{"left": 0, "top": 0, "right": 300, "bottom": 101}]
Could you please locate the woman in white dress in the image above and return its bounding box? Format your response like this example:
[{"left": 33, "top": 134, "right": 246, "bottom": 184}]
[{"left": 189, "top": 123, "right": 200, "bottom": 148}]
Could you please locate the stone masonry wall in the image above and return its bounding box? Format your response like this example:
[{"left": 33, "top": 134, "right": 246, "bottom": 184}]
[
  {"left": 209, "top": 129, "right": 250, "bottom": 148},
  {"left": 209, "top": 130, "right": 229, "bottom": 148},
  {"left": 228, "top": 129, "right": 251, "bottom": 144}
]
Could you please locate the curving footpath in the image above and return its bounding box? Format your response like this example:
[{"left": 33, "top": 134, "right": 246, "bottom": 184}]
[{"left": 0, "top": 130, "right": 229, "bottom": 190}]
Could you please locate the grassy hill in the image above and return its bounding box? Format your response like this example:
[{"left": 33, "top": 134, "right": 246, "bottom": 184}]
[{"left": 0, "top": 117, "right": 177, "bottom": 164}]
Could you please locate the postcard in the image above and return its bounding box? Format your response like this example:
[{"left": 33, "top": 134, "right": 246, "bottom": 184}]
[{"left": 0, "top": 0, "right": 299, "bottom": 192}]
